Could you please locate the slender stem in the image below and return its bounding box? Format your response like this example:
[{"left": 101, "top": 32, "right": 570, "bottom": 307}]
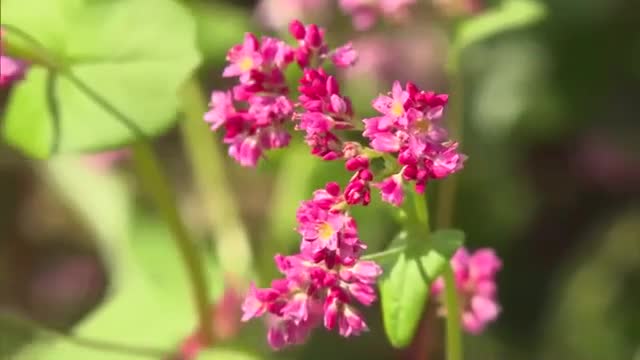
[
  {"left": 63, "top": 72, "right": 148, "bottom": 139},
  {"left": 436, "top": 64, "right": 464, "bottom": 229},
  {"left": 361, "top": 245, "right": 406, "bottom": 261},
  {"left": 179, "top": 79, "right": 253, "bottom": 280},
  {"left": 131, "top": 143, "right": 213, "bottom": 344},
  {"left": 443, "top": 265, "right": 463, "bottom": 360},
  {"left": 413, "top": 192, "right": 429, "bottom": 229},
  {"left": 1, "top": 24, "right": 62, "bottom": 69}
]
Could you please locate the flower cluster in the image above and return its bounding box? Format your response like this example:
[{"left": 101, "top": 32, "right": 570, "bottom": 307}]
[
  {"left": 211, "top": 19, "right": 472, "bottom": 350},
  {"left": 0, "top": 28, "right": 27, "bottom": 87},
  {"left": 431, "top": 247, "right": 502, "bottom": 334},
  {"left": 205, "top": 33, "right": 294, "bottom": 166},
  {"left": 296, "top": 68, "right": 355, "bottom": 159},
  {"left": 364, "top": 81, "right": 466, "bottom": 203},
  {"left": 205, "top": 21, "right": 357, "bottom": 167},
  {"left": 242, "top": 182, "right": 382, "bottom": 349},
  {"left": 339, "top": 0, "right": 417, "bottom": 30}
]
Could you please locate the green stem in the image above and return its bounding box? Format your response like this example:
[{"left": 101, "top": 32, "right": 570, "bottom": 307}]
[
  {"left": 131, "top": 143, "right": 214, "bottom": 344},
  {"left": 361, "top": 245, "right": 406, "bottom": 261},
  {"left": 443, "top": 265, "right": 463, "bottom": 360},
  {"left": 179, "top": 79, "right": 253, "bottom": 280},
  {"left": 413, "top": 191, "right": 429, "bottom": 229},
  {"left": 436, "top": 57, "right": 464, "bottom": 230}
]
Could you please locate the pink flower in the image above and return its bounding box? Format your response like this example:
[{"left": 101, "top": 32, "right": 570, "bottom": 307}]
[
  {"left": 344, "top": 156, "right": 372, "bottom": 206},
  {"left": 375, "top": 174, "right": 404, "bottom": 206},
  {"left": 296, "top": 183, "right": 365, "bottom": 264},
  {"left": 431, "top": 247, "right": 502, "bottom": 334},
  {"left": 0, "top": 29, "right": 27, "bottom": 87},
  {"left": 223, "top": 33, "right": 263, "bottom": 80},
  {"left": 204, "top": 91, "right": 236, "bottom": 130},
  {"left": 228, "top": 136, "right": 262, "bottom": 167},
  {"left": 330, "top": 42, "right": 358, "bottom": 68},
  {"left": 241, "top": 183, "right": 383, "bottom": 349},
  {"left": 242, "top": 251, "right": 381, "bottom": 349},
  {"left": 82, "top": 149, "right": 130, "bottom": 172},
  {"left": 363, "top": 81, "right": 466, "bottom": 201},
  {"left": 256, "top": 0, "right": 331, "bottom": 31},
  {"left": 295, "top": 68, "right": 355, "bottom": 159},
  {"left": 207, "top": 21, "right": 358, "bottom": 166},
  {"left": 339, "top": 0, "right": 417, "bottom": 30}
]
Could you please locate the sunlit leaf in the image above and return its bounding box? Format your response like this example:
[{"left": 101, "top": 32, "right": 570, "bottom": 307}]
[
  {"left": 379, "top": 229, "right": 464, "bottom": 348},
  {"left": 1, "top": 0, "right": 200, "bottom": 158}
]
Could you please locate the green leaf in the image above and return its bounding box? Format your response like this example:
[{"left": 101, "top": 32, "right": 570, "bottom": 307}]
[
  {"left": 130, "top": 213, "right": 225, "bottom": 307},
  {"left": 379, "top": 229, "right": 464, "bottom": 348},
  {"left": 1, "top": 0, "right": 201, "bottom": 158},
  {"left": 453, "top": 0, "right": 546, "bottom": 54},
  {"left": 43, "top": 156, "right": 132, "bottom": 278},
  {"left": 190, "top": 1, "right": 251, "bottom": 62}
]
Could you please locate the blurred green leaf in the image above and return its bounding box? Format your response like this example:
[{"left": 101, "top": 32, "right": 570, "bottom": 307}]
[
  {"left": 453, "top": 0, "right": 546, "bottom": 56},
  {"left": 1, "top": 0, "right": 200, "bottom": 158},
  {"left": 379, "top": 229, "right": 463, "bottom": 348},
  {"left": 131, "top": 213, "right": 225, "bottom": 307},
  {"left": 191, "top": 1, "right": 251, "bottom": 62},
  {"left": 44, "top": 156, "right": 132, "bottom": 276},
  {"left": 11, "top": 157, "right": 225, "bottom": 359}
]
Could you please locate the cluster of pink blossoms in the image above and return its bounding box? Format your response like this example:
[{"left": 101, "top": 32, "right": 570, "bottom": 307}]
[
  {"left": 364, "top": 80, "right": 466, "bottom": 204},
  {"left": 0, "top": 28, "right": 27, "bottom": 87},
  {"left": 242, "top": 182, "right": 382, "bottom": 349},
  {"left": 339, "top": 0, "right": 417, "bottom": 30},
  {"left": 207, "top": 20, "right": 469, "bottom": 349},
  {"left": 432, "top": 247, "right": 502, "bottom": 334},
  {"left": 204, "top": 20, "right": 356, "bottom": 166}
]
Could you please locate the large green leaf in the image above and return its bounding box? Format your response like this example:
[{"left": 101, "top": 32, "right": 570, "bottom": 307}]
[
  {"left": 1, "top": 0, "right": 201, "bottom": 158},
  {"left": 453, "top": 0, "right": 546, "bottom": 55},
  {"left": 379, "top": 229, "right": 464, "bottom": 348}
]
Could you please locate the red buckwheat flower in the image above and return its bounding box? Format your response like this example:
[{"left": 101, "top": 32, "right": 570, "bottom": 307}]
[
  {"left": 206, "top": 20, "right": 358, "bottom": 167},
  {"left": 339, "top": 0, "right": 417, "bottom": 30},
  {"left": 241, "top": 249, "right": 382, "bottom": 349},
  {"left": 364, "top": 81, "right": 466, "bottom": 201},
  {"left": 431, "top": 248, "right": 502, "bottom": 334}
]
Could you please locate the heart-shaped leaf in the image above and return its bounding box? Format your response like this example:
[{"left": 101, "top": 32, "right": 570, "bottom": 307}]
[
  {"left": 379, "top": 229, "right": 464, "bottom": 348},
  {"left": 1, "top": 0, "right": 200, "bottom": 158}
]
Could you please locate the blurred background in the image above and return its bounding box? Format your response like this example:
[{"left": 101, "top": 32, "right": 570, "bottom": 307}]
[{"left": 1, "top": 0, "right": 639, "bottom": 359}]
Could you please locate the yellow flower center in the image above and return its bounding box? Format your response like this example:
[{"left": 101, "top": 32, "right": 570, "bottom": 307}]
[
  {"left": 239, "top": 56, "right": 254, "bottom": 72},
  {"left": 391, "top": 101, "right": 404, "bottom": 117},
  {"left": 414, "top": 118, "right": 431, "bottom": 132},
  {"left": 318, "top": 222, "right": 334, "bottom": 240}
]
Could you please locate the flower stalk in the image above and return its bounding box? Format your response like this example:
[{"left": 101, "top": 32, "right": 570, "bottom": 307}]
[
  {"left": 179, "top": 78, "right": 253, "bottom": 281},
  {"left": 443, "top": 264, "right": 463, "bottom": 360},
  {"left": 131, "top": 142, "right": 214, "bottom": 345}
]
